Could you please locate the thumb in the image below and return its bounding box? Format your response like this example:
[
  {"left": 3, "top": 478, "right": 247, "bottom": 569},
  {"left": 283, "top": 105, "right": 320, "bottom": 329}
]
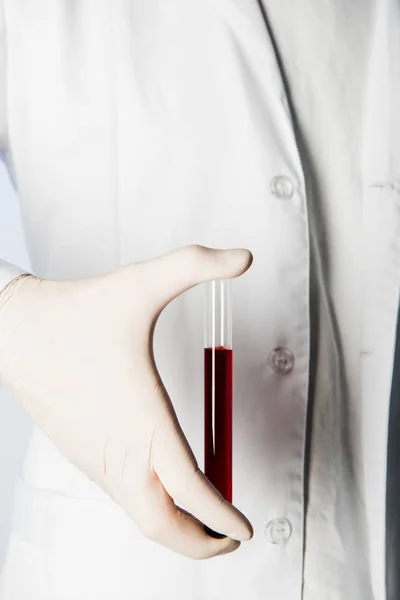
[{"left": 142, "top": 245, "right": 253, "bottom": 307}]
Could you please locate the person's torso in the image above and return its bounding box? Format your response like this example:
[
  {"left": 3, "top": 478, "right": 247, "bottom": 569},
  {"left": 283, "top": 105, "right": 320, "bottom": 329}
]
[{"left": 0, "top": 1, "right": 399, "bottom": 599}]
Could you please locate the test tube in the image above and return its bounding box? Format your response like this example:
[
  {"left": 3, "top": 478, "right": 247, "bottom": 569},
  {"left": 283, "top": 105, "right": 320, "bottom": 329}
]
[{"left": 204, "top": 279, "right": 233, "bottom": 504}]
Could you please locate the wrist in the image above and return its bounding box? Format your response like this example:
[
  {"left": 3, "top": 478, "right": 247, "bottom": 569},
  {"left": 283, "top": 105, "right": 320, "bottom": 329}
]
[{"left": 0, "top": 273, "right": 32, "bottom": 307}]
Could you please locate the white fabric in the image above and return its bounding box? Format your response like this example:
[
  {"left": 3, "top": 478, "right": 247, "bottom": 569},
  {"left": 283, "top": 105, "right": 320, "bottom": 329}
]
[
  {"left": 0, "top": 0, "right": 399, "bottom": 599},
  {"left": 262, "top": 2, "right": 376, "bottom": 598}
]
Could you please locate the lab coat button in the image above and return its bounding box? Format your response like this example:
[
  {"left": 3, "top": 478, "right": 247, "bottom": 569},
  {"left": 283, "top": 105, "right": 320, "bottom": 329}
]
[
  {"left": 268, "top": 347, "right": 295, "bottom": 374},
  {"left": 270, "top": 175, "right": 294, "bottom": 199},
  {"left": 265, "top": 518, "right": 292, "bottom": 545}
]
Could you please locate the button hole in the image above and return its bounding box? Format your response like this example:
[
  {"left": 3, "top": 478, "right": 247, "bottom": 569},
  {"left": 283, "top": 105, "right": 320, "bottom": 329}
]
[{"left": 369, "top": 181, "right": 400, "bottom": 194}]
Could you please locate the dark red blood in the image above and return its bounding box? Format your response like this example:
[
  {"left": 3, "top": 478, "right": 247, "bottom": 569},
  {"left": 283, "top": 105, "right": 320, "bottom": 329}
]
[{"left": 204, "top": 347, "right": 232, "bottom": 503}]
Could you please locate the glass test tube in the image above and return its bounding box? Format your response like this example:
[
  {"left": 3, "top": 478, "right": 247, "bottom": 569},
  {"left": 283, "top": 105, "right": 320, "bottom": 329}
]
[{"left": 204, "top": 279, "right": 233, "bottom": 503}]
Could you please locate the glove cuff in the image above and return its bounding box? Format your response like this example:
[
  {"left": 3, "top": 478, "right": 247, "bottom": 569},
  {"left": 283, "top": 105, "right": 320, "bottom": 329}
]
[{"left": 0, "top": 259, "right": 29, "bottom": 294}]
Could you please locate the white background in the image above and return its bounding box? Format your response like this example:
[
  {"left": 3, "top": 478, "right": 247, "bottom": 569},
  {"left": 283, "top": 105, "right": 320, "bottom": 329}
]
[{"left": 0, "top": 157, "right": 32, "bottom": 571}]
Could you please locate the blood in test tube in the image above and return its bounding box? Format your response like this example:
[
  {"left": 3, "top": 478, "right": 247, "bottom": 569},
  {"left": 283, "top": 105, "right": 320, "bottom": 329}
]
[
  {"left": 204, "top": 346, "right": 233, "bottom": 502},
  {"left": 203, "top": 279, "right": 233, "bottom": 526}
]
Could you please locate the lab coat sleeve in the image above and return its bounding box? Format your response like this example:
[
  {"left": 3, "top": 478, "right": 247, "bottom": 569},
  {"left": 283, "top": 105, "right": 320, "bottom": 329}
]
[
  {"left": 0, "top": 0, "right": 7, "bottom": 150},
  {"left": 0, "top": 2, "right": 28, "bottom": 292}
]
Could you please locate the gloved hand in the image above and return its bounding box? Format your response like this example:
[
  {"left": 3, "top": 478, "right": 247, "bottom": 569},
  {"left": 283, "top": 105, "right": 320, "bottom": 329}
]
[{"left": 0, "top": 245, "right": 253, "bottom": 559}]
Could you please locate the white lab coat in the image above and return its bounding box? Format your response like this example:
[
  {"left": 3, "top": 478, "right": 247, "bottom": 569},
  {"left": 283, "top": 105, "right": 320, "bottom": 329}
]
[{"left": 0, "top": 1, "right": 399, "bottom": 599}]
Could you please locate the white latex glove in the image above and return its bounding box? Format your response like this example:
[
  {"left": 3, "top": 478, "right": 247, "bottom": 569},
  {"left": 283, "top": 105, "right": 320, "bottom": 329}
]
[{"left": 0, "top": 245, "right": 253, "bottom": 559}]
